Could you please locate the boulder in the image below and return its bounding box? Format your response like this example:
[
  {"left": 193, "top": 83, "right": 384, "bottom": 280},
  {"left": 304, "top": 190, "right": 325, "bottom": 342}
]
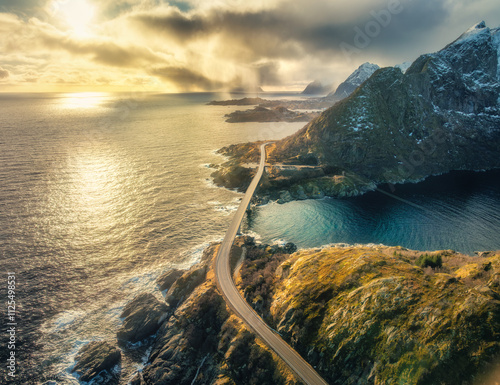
[
  {"left": 117, "top": 293, "right": 169, "bottom": 343},
  {"left": 165, "top": 266, "right": 207, "bottom": 308},
  {"left": 156, "top": 269, "right": 183, "bottom": 292},
  {"left": 277, "top": 190, "right": 293, "bottom": 204},
  {"left": 72, "top": 341, "right": 121, "bottom": 382}
]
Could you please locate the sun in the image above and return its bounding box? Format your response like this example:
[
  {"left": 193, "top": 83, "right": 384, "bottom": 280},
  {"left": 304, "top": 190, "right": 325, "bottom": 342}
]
[{"left": 59, "top": 0, "right": 95, "bottom": 37}]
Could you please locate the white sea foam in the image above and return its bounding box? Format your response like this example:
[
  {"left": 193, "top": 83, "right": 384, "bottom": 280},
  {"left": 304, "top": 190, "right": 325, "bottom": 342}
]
[
  {"left": 270, "top": 238, "right": 289, "bottom": 246},
  {"left": 240, "top": 230, "right": 262, "bottom": 242},
  {"left": 41, "top": 310, "right": 86, "bottom": 334},
  {"left": 213, "top": 204, "right": 239, "bottom": 215},
  {"left": 175, "top": 238, "right": 223, "bottom": 269},
  {"left": 202, "top": 177, "right": 220, "bottom": 189}
]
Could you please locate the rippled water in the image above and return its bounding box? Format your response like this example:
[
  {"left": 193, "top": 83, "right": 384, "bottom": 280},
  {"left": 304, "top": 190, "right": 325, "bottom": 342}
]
[
  {"left": 0, "top": 92, "right": 499, "bottom": 384},
  {"left": 245, "top": 170, "right": 500, "bottom": 254},
  {"left": 0, "top": 92, "right": 303, "bottom": 384}
]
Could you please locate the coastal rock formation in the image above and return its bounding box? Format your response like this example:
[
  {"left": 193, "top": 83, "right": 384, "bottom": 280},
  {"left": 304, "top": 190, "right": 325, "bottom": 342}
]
[
  {"left": 207, "top": 97, "right": 266, "bottom": 106},
  {"left": 133, "top": 241, "right": 300, "bottom": 385},
  {"left": 165, "top": 265, "right": 207, "bottom": 307},
  {"left": 214, "top": 23, "right": 500, "bottom": 200},
  {"left": 117, "top": 293, "right": 169, "bottom": 343},
  {"left": 72, "top": 341, "right": 121, "bottom": 382},
  {"left": 156, "top": 269, "right": 183, "bottom": 292},
  {"left": 84, "top": 236, "right": 500, "bottom": 385},
  {"left": 99, "top": 237, "right": 500, "bottom": 384}
]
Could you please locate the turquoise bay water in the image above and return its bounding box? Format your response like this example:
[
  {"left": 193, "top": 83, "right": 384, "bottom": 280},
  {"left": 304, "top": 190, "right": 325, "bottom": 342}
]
[
  {"left": 245, "top": 170, "right": 500, "bottom": 254},
  {"left": 0, "top": 92, "right": 499, "bottom": 384}
]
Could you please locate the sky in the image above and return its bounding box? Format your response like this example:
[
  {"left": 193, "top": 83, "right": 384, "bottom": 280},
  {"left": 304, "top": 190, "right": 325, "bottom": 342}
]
[{"left": 0, "top": 0, "right": 499, "bottom": 92}]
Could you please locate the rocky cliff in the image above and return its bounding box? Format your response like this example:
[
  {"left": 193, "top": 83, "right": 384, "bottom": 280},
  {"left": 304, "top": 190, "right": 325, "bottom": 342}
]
[
  {"left": 73, "top": 238, "right": 500, "bottom": 385},
  {"left": 213, "top": 22, "right": 500, "bottom": 200}
]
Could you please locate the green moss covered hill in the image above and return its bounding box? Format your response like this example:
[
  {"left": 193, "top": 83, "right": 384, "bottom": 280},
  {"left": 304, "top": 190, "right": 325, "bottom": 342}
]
[{"left": 238, "top": 241, "right": 500, "bottom": 385}]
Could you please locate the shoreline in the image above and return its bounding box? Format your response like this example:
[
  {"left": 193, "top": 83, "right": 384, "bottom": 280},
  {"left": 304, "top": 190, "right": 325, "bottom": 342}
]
[{"left": 68, "top": 236, "right": 500, "bottom": 384}]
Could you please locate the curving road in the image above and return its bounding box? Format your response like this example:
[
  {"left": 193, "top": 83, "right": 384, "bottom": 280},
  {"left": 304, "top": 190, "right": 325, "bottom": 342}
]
[{"left": 214, "top": 143, "right": 329, "bottom": 385}]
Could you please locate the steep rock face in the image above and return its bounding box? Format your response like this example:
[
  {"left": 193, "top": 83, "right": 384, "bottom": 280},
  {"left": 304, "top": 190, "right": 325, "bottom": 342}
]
[
  {"left": 72, "top": 341, "right": 121, "bottom": 382},
  {"left": 117, "top": 293, "right": 169, "bottom": 343},
  {"left": 135, "top": 241, "right": 300, "bottom": 385},
  {"left": 156, "top": 269, "right": 183, "bottom": 292},
  {"left": 271, "top": 22, "right": 500, "bottom": 186},
  {"left": 165, "top": 265, "right": 207, "bottom": 307},
  {"left": 329, "top": 62, "right": 380, "bottom": 99}
]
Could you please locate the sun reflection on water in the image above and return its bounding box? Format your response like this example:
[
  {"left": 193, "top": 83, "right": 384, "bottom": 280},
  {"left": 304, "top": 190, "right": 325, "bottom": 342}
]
[{"left": 57, "top": 92, "right": 108, "bottom": 110}]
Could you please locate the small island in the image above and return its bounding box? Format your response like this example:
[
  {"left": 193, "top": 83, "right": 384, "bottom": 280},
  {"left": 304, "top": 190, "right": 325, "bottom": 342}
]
[{"left": 224, "top": 106, "right": 320, "bottom": 123}]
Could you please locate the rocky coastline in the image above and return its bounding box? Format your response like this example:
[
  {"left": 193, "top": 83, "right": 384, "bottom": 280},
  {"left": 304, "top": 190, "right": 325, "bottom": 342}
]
[{"left": 71, "top": 237, "right": 500, "bottom": 384}]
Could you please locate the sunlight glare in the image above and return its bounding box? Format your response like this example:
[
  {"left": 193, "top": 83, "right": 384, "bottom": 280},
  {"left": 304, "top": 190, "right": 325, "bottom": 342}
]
[
  {"left": 58, "top": 92, "right": 107, "bottom": 109},
  {"left": 59, "top": 0, "right": 95, "bottom": 36}
]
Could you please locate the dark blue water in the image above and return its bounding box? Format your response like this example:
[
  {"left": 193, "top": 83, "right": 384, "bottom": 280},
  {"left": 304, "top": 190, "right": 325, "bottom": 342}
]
[
  {"left": 246, "top": 170, "right": 500, "bottom": 254},
  {"left": 0, "top": 92, "right": 499, "bottom": 384}
]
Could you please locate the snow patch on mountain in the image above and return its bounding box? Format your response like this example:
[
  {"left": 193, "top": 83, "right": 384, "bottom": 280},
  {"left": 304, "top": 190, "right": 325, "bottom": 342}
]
[
  {"left": 454, "top": 21, "right": 490, "bottom": 45},
  {"left": 395, "top": 62, "right": 412, "bottom": 74},
  {"left": 330, "top": 62, "right": 380, "bottom": 99}
]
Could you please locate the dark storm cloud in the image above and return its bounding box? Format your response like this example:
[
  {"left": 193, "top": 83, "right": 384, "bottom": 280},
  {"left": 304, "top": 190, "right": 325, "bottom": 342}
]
[
  {"left": 149, "top": 66, "right": 225, "bottom": 90},
  {"left": 39, "top": 32, "right": 167, "bottom": 68},
  {"left": 254, "top": 62, "right": 282, "bottom": 85},
  {"left": 132, "top": 0, "right": 451, "bottom": 62}
]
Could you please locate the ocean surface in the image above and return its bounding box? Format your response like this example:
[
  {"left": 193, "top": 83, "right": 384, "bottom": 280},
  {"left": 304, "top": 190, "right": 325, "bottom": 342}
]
[{"left": 0, "top": 92, "right": 499, "bottom": 384}]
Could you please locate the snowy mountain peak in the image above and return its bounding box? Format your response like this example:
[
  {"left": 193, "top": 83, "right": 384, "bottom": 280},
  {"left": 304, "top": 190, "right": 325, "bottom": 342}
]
[
  {"left": 472, "top": 20, "right": 487, "bottom": 30},
  {"left": 452, "top": 21, "right": 491, "bottom": 46},
  {"left": 346, "top": 62, "right": 380, "bottom": 83},
  {"left": 330, "top": 62, "right": 380, "bottom": 99},
  {"left": 395, "top": 62, "right": 412, "bottom": 74}
]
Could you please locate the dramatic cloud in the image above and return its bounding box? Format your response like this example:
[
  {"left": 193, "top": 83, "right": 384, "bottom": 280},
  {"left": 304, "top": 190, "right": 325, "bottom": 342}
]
[
  {"left": 1, "top": 0, "right": 500, "bottom": 91},
  {"left": 131, "top": 0, "right": 451, "bottom": 60},
  {"left": 39, "top": 32, "right": 170, "bottom": 68},
  {"left": 150, "top": 66, "right": 225, "bottom": 91}
]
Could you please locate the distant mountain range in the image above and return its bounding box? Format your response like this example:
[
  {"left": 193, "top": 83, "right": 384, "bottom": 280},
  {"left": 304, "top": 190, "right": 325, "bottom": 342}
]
[{"left": 215, "top": 22, "right": 500, "bottom": 201}]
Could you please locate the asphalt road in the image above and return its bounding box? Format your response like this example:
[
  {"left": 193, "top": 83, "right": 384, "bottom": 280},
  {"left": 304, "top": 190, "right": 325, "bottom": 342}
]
[{"left": 214, "top": 143, "right": 329, "bottom": 385}]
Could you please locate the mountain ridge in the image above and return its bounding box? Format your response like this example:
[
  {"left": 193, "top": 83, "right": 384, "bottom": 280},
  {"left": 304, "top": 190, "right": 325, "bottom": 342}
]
[{"left": 213, "top": 22, "right": 500, "bottom": 201}]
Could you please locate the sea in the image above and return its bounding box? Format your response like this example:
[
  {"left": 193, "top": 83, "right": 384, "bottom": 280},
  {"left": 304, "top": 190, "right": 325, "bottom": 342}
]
[{"left": 0, "top": 92, "right": 499, "bottom": 384}]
